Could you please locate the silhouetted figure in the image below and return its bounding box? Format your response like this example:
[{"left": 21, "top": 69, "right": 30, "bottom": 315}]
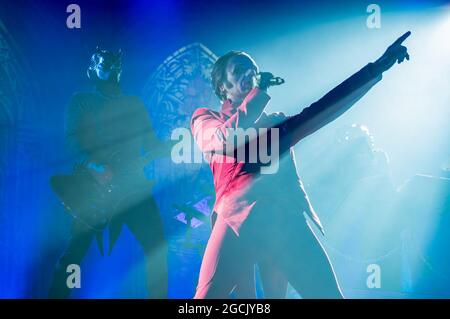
[{"left": 49, "top": 48, "right": 169, "bottom": 298}]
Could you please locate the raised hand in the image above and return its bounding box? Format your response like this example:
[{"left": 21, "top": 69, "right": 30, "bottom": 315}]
[{"left": 375, "top": 31, "right": 411, "bottom": 73}]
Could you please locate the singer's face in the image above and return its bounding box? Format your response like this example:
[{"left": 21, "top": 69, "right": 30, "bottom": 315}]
[{"left": 223, "top": 54, "right": 258, "bottom": 103}]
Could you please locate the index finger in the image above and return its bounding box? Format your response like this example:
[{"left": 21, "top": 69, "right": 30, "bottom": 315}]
[{"left": 393, "top": 31, "right": 411, "bottom": 46}]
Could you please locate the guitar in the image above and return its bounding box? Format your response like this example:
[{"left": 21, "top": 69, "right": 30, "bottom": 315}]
[{"left": 51, "top": 156, "right": 154, "bottom": 231}]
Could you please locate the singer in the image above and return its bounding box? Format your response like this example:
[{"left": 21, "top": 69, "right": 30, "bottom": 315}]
[{"left": 190, "top": 32, "right": 411, "bottom": 298}]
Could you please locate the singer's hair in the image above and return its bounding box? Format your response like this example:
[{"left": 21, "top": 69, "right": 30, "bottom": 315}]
[{"left": 211, "top": 51, "right": 258, "bottom": 101}]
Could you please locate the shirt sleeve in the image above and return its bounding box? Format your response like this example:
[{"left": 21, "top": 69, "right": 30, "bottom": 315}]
[
  {"left": 191, "top": 87, "right": 271, "bottom": 155},
  {"left": 279, "top": 62, "right": 383, "bottom": 149}
]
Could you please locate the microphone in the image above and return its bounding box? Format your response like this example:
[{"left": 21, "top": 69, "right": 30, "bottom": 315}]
[
  {"left": 257, "top": 72, "right": 285, "bottom": 90},
  {"left": 269, "top": 76, "right": 285, "bottom": 87}
]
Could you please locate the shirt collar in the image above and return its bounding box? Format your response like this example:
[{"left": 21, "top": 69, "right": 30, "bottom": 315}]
[{"left": 221, "top": 99, "right": 235, "bottom": 117}]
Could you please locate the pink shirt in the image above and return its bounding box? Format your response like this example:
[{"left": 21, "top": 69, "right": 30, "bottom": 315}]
[{"left": 191, "top": 63, "right": 382, "bottom": 235}]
